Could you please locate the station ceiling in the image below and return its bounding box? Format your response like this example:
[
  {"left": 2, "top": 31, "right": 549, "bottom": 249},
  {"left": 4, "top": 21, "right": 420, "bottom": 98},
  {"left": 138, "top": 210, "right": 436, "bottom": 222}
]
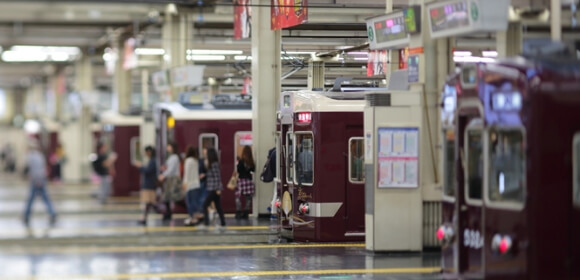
[{"left": 0, "top": 0, "right": 575, "bottom": 90}]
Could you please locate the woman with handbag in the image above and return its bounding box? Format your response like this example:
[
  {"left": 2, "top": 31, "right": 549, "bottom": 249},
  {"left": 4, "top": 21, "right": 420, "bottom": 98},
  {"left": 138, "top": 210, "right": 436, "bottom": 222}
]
[
  {"left": 158, "top": 142, "right": 182, "bottom": 222},
  {"left": 235, "top": 146, "right": 255, "bottom": 220},
  {"left": 200, "top": 148, "right": 226, "bottom": 229}
]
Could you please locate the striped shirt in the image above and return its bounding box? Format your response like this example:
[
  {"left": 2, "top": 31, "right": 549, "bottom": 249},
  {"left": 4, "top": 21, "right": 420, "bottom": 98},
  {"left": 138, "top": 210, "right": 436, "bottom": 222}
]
[{"left": 206, "top": 162, "right": 223, "bottom": 191}]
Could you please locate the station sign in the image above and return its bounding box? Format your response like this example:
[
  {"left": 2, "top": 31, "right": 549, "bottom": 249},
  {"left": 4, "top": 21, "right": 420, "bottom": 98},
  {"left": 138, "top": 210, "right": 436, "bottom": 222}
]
[
  {"left": 427, "top": 0, "right": 510, "bottom": 39},
  {"left": 366, "top": 11, "right": 410, "bottom": 50}
]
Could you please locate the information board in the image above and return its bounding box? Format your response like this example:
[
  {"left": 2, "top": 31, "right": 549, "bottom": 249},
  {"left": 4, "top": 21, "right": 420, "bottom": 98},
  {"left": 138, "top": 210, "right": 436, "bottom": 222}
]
[
  {"left": 366, "top": 11, "right": 410, "bottom": 50},
  {"left": 377, "top": 127, "right": 419, "bottom": 188}
]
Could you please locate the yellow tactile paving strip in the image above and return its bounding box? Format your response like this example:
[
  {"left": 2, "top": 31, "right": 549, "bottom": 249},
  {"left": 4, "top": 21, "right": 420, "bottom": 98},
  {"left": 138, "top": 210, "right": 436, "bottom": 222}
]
[{"left": 9, "top": 267, "right": 442, "bottom": 280}]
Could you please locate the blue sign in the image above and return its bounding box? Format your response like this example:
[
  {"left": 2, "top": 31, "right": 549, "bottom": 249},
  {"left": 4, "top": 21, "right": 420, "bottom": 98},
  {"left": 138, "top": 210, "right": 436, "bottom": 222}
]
[{"left": 408, "top": 54, "right": 420, "bottom": 83}]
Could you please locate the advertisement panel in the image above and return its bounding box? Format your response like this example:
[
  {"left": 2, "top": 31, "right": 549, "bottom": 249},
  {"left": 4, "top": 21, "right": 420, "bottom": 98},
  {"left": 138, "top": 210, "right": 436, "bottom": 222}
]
[
  {"left": 234, "top": 0, "right": 252, "bottom": 40},
  {"left": 271, "top": 0, "right": 308, "bottom": 30}
]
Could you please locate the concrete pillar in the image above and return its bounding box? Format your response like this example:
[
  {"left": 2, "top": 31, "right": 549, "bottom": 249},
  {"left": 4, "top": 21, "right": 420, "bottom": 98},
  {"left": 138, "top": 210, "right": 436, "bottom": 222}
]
[
  {"left": 162, "top": 4, "right": 192, "bottom": 101},
  {"left": 141, "top": 69, "right": 149, "bottom": 111},
  {"left": 497, "top": 23, "right": 522, "bottom": 57},
  {"left": 251, "top": 0, "right": 281, "bottom": 217},
  {"left": 552, "top": 0, "right": 562, "bottom": 41},
  {"left": 113, "top": 37, "right": 132, "bottom": 114},
  {"left": 75, "top": 55, "right": 95, "bottom": 182},
  {"left": 307, "top": 60, "right": 325, "bottom": 89}
]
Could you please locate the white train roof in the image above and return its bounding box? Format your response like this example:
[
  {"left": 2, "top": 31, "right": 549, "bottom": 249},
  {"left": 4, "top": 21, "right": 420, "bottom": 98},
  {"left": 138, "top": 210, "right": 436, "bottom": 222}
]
[
  {"left": 155, "top": 102, "right": 252, "bottom": 121},
  {"left": 284, "top": 90, "right": 367, "bottom": 113},
  {"left": 100, "top": 110, "right": 143, "bottom": 126}
]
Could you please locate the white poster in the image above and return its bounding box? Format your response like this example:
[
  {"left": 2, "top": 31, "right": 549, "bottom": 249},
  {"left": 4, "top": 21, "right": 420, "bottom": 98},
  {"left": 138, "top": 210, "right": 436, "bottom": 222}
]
[{"left": 377, "top": 127, "right": 420, "bottom": 188}]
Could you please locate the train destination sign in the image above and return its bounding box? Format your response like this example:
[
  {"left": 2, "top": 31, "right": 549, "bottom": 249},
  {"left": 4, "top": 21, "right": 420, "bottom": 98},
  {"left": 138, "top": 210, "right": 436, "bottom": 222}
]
[
  {"left": 427, "top": 0, "right": 510, "bottom": 39},
  {"left": 366, "top": 11, "right": 410, "bottom": 50}
]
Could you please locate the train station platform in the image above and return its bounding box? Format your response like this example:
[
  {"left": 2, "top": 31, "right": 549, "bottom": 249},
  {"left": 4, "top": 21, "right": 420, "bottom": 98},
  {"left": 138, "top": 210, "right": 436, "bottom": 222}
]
[{"left": 0, "top": 173, "right": 442, "bottom": 279}]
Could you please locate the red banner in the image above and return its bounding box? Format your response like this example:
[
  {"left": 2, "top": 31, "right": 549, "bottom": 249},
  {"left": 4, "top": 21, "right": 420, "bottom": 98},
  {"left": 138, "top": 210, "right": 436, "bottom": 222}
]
[
  {"left": 271, "top": 0, "right": 308, "bottom": 30},
  {"left": 367, "top": 50, "right": 388, "bottom": 77},
  {"left": 234, "top": 0, "right": 251, "bottom": 40}
]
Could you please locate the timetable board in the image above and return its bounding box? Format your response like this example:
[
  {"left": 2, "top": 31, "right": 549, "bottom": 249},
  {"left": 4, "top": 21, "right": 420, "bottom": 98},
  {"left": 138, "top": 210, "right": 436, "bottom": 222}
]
[
  {"left": 427, "top": 0, "right": 510, "bottom": 39},
  {"left": 366, "top": 11, "right": 410, "bottom": 50}
]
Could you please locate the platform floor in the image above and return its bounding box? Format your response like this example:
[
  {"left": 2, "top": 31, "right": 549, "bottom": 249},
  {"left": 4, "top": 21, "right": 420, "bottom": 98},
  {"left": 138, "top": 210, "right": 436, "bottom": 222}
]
[{"left": 0, "top": 173, "right": 442, "bottom": 279}]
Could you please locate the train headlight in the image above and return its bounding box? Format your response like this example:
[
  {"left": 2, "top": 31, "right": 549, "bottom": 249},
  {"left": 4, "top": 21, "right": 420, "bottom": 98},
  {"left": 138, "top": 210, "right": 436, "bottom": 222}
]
[
  {"left": 492, "top": 234, "right": 513, "bottom": 255},
  {"left": 299, "top": 203, "right": 309, "bottom": 214},
  {"left": 437, "top": 226, "right": 445, "bottom": 241},
  {"left": 436, "top": 225, "right": 455, "bottom": 243},
  {"left": 274, "top": 199, "right": 281, "bottom": 208}
]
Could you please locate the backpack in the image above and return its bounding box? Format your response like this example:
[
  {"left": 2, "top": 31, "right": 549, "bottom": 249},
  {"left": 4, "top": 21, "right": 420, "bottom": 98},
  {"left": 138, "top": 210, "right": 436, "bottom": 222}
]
[
  {"left": 92, "top": 156, "right": 105, "bottom": 176},
  {"left": 260, "top": 147, "right": 276, "bottom": 183}
]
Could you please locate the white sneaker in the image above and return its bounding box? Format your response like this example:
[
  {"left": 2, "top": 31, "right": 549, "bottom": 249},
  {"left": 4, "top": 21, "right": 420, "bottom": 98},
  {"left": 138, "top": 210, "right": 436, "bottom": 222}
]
[
  {"left": 215, "top": 224, "right": 225, "bottom": 231},
  {"left": 184, "top": 218, "right": 192, "bottom": 225},
  {"left": 196, "top": 224, "right": 207, "bottom": 230},
  {"left": 209, "top": 210, "right": 216, "bottom": 223}
]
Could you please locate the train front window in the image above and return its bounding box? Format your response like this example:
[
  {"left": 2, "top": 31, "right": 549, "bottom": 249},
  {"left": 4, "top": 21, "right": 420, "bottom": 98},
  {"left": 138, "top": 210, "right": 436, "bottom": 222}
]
[
  {"left": 286, "top": 133, "right": 294, "bottom": 184},
  {"left": 199, "top": 134, "right": 219, "bottom": 156},
  {"left": 443, "top": 129, "right": 456, "bottom": 197},
  {"left": 488, "top": 129, "right": 525, "bottom": 203},
  {"left": 349, "top": 138, "right": 365, "bottom": 183},
  {"left": 466, "top": 130, "right": 483, "bottom": 201},
  {"left": 295, "top": 133, "right": 314, "bottom": 186},
  {"left": 574, "top": 133, "right": 580, "bottom": 207}
]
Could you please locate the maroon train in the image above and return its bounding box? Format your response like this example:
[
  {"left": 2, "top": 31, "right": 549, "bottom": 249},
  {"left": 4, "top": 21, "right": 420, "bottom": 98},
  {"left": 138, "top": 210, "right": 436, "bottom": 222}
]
[
  {"left": 98, "top": 111, "right": 142, "bottom": 197},
  {"left": 154, "top": 102, "right": 252, "bottom": 213},
  {"left": 276, "top": 90, "right": 366, "bottom": 242},
  {"left": 438, "top": 56, "right": 580, "bottom": 279}
]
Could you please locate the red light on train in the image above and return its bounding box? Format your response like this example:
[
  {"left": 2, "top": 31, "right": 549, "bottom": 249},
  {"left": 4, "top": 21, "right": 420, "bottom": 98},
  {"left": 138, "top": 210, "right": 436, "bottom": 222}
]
[
  {"left": 274, "top": 199, "right": 281, "bottom": 208},
  {"left": 297, "top": 112, "right": 312, "bottom": 123},
  {"left": 437, "top": 227, "right": 445, "bottom": 241},
  {"left": 499, "top": 236, "right": 512, "bottom": 254}
]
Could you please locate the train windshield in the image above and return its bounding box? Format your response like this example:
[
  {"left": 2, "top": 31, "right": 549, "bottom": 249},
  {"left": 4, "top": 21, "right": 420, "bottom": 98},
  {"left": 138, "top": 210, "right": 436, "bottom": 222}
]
[
  {"left": 466, "top": 130, "right": 483, "bottom": 201},
  {"left": 199, "top": 134, "right": 219, "bottom": 155},
  {"left": 443, "top": 129, "right": 456, "bottom": 197},
  {"left": 295, "top": 133, "right": 314, "bottom": 185},
  {"left": 349, "top": 138, "right": 365, "bottom": 183},
  {"left": 574, "top": 133, "right": 580, "bottom": 206},
  {"left": 488, "top": 129, "right": 525, "bottom": 204},
  {"left": 130, "top": 137, "right": 141, "bottom": 163}
]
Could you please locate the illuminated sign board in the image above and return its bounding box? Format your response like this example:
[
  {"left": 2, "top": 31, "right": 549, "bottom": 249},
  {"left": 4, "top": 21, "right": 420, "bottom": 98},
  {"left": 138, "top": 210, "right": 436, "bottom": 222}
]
[
  {"left": 403, "top": 6, "right": 421, "bottom": 34},
  {"left": 491, "top": 91, "right": 522, "bottom": 111},
  {"left": 366, "top": 11, "right": 410, "bottom": 50},
  {"left": 427, "top": 0, "right": 510, "bottom": 39}
]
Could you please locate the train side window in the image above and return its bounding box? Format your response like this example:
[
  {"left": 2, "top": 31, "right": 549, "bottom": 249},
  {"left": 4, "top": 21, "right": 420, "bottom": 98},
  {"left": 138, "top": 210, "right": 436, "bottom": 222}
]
[
  {"left": 348, "top": 137, "right": 365, "bottom": 183},
  {"left": 286, "top": 133, "right": 294, "bottom": 184},
  {"left": 295, "top": 133, "right": 314, "bottom": 186},
  {"left": 130, "top": 137, "right": 141, "bottom": 163},
  {"left": 574, "top": 133, "right": 580, "bottom": 207},
  {"left": 234, "top": 131, "right": 252, "bottom": 163},
  {"left": 488, "top": 129, "right": 525, "bottom": 204},
  {"left": 199, "top": 133, "right": 219, "bottom": 155},
  {"left": 466, "top": 130, "right": 483, "bottom": 201},
  {"left": 443, "top": 129, "right": 457, "bottom": 197}
]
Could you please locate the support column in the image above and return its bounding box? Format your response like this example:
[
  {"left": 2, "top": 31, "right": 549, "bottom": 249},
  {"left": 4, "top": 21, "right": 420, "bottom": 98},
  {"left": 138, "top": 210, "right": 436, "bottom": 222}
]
[
  {"left": 552, "top": 0, "right": 562, "bottom": 41},
  {"left": 162, "top": 4, "right": 192, "bottom": 101},
  {"left": 141, "top": 69, "right": 149, "bottom": 112},
  {"left": 251, "top": 0, "right": 281, "bottom": 217},
  {"left": 75, "top": 55, "right": 94, "bottom": 182},
  {"left": 114, "top": 37, "right": 132, "bottom": 114},
  {"left": 307, "top": 60, "right": 325, "bottom": 89},
  {"left": 497, "top": 23, "right": 522, "bottom": 57}
]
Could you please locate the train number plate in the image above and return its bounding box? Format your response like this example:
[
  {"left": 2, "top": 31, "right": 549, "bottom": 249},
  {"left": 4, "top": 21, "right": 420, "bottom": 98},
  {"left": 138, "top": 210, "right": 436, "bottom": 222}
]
[{"left": 463, "top": 229, "right": 483, "bottom": 249}]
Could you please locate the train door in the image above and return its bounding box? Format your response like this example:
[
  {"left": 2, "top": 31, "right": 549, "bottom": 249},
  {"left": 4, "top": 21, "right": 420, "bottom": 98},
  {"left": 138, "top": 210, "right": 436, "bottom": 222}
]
[
  {"left": 460, "top": 119, "right": 485, "bottom": 276},
  {"left": 346, "top": 135, "right": 365, "bottom": 234},
  {"left": 441, "top": 128, "right": 457, "bottom": 272}
]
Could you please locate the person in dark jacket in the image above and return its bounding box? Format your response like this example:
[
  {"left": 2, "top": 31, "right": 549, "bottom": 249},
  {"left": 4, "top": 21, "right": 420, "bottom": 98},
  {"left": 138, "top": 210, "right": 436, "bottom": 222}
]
[
  {"left": 200, "top": 148, "right": 226, "bottom": 229},
  {"left": 235, "top": 146, "right": 255, "bottom": 220},
  {"left": 134, "top": 146, "right": 158, "bottom": 226}
]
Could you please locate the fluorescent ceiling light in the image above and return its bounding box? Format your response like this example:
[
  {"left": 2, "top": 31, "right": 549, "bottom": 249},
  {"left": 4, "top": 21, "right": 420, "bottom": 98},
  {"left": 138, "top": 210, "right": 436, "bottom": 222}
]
[
  {"left": 347, "top": 51, "right": 368, "bottom": 55},
  {"left": 2, "top": 51, "right": 48, "bottom": 62},
  {"left": 135, "top": 48, "right": 165, "bottom": 55},
  {"left": 11, "top": 45, "right": 80, "bottom": 55},
  {"left": 354, "top": 57, "right": 369, "bottom": 61},
  {"left": 482, "top": 51, "right": 498, "bottom": 57},
  {"left": 187, "top": 49, "right": 242, "bottom": 55},
  {"left": 234, "top": 55, "right": 252, "bottom": 60},
  {"left": 453, "top": 51, "right": 472, "bottom": 57},
  {"left": 2, "top": 45, "right": 80, "bottom": 62},
  {"left": 283, "top": 51, "right": 315, "bottom": 55},
  {"left": 186, "top": 55, "right": 226, "bottom": 61},
  {"left": 453, "top": 56, "right": 495, "bottom": 63}
]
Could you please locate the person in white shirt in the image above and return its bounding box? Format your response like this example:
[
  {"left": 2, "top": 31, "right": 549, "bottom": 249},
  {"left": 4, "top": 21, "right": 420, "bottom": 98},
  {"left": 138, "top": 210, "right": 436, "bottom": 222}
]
[{"left": 182, "top": 146, "right": 202, "bottom": 226}]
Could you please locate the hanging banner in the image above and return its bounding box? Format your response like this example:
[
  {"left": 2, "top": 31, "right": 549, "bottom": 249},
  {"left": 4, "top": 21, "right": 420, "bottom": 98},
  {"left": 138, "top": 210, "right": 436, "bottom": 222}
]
[
  {"left": 271, "top": 0, "right": 308, "bottom": 30},
  {"left": 123, "top": 37, "right": 137, "bottom": 70},
  {"left": 399, "top": 47, "right": 409, "bottom": 69},
  {"left": 242, "top": 77, "right": 252, "bottom": 95},
  {"left": 366, "top": 50, "right": 388, "bottom": 77},
  {"left": 234, "top": 0, "right": 252, "bottom": 40}
]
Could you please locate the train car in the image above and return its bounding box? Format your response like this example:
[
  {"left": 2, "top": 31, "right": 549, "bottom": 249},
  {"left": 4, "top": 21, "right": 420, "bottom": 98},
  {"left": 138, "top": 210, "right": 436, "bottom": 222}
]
[
  {"left": 438, "top": 56, "right": 580, "bottom": 279},
  {"left": 99, "top": 111, "right": 142, "bottom": 197},
  {"left": 154, "top": 100, "right": 252, "bottom": 214},
  {"left": 276, "top": 90, "right": 366, "bottom": 242}
]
